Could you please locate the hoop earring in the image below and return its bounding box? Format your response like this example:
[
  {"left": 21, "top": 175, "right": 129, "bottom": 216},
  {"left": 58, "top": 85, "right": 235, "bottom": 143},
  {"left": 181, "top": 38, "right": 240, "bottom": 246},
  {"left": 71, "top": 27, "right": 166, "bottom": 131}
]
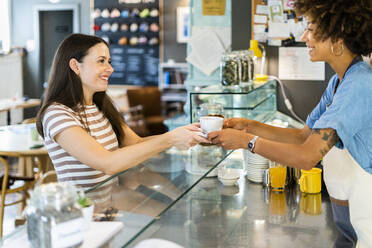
[{"left": 331, "top": 44, "right": 344, "bottom": 56}]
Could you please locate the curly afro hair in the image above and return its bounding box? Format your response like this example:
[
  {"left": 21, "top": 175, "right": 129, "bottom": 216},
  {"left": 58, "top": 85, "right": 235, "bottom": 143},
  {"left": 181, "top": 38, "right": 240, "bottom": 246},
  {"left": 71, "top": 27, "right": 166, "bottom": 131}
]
[{"left": 294, "top": 0, "right": 372, "bottom": 56}]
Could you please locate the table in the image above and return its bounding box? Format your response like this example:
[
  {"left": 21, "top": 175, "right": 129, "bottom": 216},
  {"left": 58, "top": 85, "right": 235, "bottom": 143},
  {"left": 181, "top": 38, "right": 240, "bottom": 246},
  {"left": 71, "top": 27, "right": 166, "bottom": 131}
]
[
  {"left": 0, "top": 123, "right": 49, "bottom": 176},
  {"left": 0, "top": 99, "right": 41, "bottom": 125}
]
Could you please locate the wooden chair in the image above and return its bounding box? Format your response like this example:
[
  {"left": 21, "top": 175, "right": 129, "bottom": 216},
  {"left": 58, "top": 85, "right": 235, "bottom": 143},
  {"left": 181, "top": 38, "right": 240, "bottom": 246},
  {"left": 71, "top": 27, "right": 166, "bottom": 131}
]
[
  {"left": 122, "top": 105, "right": 150, "bottom": 137},
  {"left": 39, "top": 170, "right": 57, "bottom": 185},
  {"left": 0, "top": 156, "right": 40, "bottom": 237},
  {"left": 21, "top": 117, "right": 37, "bottom": 124},
  {"left": 126, "top": 87, "right": 167, "bottom": 135}
]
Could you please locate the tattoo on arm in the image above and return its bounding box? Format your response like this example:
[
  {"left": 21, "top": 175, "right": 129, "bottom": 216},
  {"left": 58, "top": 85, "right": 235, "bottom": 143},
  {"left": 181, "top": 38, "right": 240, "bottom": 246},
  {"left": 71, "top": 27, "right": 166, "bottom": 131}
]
[{"left": 311, "top": 128, "right": 339, "bottom": 157}]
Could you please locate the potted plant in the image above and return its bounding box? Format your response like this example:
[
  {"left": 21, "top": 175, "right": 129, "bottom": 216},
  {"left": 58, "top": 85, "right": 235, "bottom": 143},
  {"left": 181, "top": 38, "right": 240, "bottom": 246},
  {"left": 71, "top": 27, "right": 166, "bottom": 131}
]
[{"left": 77, "top": 191, "right": 94, "bottom": 229}]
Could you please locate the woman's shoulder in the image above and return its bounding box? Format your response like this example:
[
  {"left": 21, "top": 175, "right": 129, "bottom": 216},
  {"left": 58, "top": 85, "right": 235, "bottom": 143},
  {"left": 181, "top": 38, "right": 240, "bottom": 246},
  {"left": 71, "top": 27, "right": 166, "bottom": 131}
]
[
  {"left": 349, "top": 62, "right": 372, "bottom": 79},
  {"left": 45, "top": 102, "right": 77, "bottom": 115},
  {"left": 43, "top": 102, "right": 80, "bottom": 123}
]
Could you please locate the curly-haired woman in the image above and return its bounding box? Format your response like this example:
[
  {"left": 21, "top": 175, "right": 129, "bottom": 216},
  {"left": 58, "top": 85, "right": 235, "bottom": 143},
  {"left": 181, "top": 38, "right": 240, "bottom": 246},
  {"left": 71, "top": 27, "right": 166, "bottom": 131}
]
[{"left": 209, "top": 0, "right": 372, "bottom": 246}]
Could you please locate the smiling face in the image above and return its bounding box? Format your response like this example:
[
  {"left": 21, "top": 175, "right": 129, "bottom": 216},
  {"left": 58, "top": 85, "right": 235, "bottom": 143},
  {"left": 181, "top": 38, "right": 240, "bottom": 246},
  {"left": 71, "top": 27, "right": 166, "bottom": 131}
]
[
  {"left": 301, "top": 17, "right": 333, "bottom": 63},
  {"left": 76, "top": 42, "right": 114, "bottom": 104}
]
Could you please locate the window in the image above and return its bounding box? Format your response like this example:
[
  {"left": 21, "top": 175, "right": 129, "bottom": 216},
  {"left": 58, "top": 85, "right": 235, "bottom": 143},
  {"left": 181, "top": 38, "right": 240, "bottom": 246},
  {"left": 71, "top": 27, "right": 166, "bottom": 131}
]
[{"left": 0, "top": 0, "right": 11, "bottom": 53}]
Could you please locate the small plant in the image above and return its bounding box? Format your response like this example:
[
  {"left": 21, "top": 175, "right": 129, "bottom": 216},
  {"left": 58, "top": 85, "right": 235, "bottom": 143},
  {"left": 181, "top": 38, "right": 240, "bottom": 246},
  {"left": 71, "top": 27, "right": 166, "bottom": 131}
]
[{"left": 77, "top": 191, "right": 92, "bottom": 208}]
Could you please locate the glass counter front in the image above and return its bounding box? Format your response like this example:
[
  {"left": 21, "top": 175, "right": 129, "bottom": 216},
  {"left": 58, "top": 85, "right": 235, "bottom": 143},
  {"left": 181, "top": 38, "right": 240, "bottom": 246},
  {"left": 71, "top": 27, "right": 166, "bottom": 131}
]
[
  {"left": 0, "top": 146, "right": 233, "bottom": 247},
  {"left": 1, "top": 80, "right": 340, "bottom": 248},
  {"left": 189, "top": 80, "right": 277, "bottom": 123}
]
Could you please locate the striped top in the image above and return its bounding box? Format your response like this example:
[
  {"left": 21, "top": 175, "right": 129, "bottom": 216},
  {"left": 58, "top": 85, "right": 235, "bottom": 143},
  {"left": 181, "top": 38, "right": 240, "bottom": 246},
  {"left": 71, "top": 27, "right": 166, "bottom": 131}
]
[{"left": 43, "top": 103, "right": 119, "bottom": 197}]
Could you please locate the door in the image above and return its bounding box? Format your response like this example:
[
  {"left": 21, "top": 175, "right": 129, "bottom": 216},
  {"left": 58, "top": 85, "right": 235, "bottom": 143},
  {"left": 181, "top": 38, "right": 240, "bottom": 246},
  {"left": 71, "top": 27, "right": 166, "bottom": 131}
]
[{"left": 39, "top": 10, "right": 73, "bottom": 86}]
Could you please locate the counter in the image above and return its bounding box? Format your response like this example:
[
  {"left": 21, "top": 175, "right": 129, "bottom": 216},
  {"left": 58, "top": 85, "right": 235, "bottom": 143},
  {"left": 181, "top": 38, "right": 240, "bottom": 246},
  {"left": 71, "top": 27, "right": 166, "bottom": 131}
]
[
  {"left": 0, "top": 80, "right": 340, "bottom": 247},
  {"left": 1, "top": 146, "right": 340, "bottom": 248},
  {"left": 128, "top": 176, "right": 339, "bottom": 248}
]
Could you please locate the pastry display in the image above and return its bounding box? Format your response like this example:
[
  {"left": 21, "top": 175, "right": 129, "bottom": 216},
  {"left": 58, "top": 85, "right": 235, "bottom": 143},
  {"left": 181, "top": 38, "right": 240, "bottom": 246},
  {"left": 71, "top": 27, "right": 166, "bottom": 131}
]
[
  {"left": 101, "top": 22, "right": 111, "bottom": 32},
  {"left": 110, "top": 22, "right": 119, "bottom": 32},
  {"left": 110, "top": 8, "right": 121, "bottom": 18},
  {"left": 139, "top": 22, "right": 149, "bottom": 32},
  {"left": 130, "top": 23, "right": 138, "bottom": 32},
  {"left": 118, "top": 36, "right": 128, "bottom": 45},
  {"left": 138, "top": 36, "right": 148, "bottom": 45},
  {"left": 139, "top": 8, "right": 150, "bottom": 18},
  {"left": 121, "top": 9, "right": 129, "bottom": 18},
  {"left": 149, "top": 8, "right": 159, "bottom": 17},
  {"left": 131, "top": 8, "right": 140, "bottom": 18},
  {"left": 148, "top": 37, "right": 159, "bottom": 45},
  {"left": 129, "top": 36, "right": 139, "bottom": 45},
  {"left": 120, "top": 23, "right": 129, "bottom": 31},
  {"left": 149, "top": 23, "right": 159, "bottom": 32},
  {"left": 101, "top": 9, "right": 110, "bottom": 18}
]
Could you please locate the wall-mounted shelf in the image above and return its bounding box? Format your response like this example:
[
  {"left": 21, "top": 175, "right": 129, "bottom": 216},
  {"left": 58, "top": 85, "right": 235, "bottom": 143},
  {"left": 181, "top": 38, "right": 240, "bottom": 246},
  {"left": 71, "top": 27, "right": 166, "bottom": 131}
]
[{"left": 158, "top": 62, "right": 188, "bottom": 116}]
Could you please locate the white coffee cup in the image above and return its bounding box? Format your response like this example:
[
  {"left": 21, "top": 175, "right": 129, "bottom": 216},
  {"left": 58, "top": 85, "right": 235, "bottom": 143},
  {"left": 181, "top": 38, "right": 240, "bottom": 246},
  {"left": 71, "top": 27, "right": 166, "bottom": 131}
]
[{"left": 199, "top": 116, "right": 224, "bottom": 135}]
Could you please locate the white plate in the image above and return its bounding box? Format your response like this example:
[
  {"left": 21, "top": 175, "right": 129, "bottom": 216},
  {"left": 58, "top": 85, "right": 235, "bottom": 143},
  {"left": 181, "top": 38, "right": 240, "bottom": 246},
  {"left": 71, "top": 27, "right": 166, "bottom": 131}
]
[
  {"left": 245, "top": 159, "right": 268, "bottom": 164},
  {"left": 246, "top": 168, "right": 266, "bottom": 174},
  {"left": 247, "top": 177, "right": 263, "bottom": 183},
  {"left": 246, "top": 165, "right": 268, "bottom": 170},
  {"left": 247, "top": 175, "right": 263, "bottom": 180}
]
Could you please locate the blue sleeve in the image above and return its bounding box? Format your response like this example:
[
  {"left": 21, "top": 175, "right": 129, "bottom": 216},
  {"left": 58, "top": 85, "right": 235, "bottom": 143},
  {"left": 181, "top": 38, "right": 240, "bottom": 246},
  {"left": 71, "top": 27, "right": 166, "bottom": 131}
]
[
  {"left": 306, "top": 75, "right": 337, "bottom": 128},
  {"left": 312, "top": 76, "right": 367, "bottom": 145}
]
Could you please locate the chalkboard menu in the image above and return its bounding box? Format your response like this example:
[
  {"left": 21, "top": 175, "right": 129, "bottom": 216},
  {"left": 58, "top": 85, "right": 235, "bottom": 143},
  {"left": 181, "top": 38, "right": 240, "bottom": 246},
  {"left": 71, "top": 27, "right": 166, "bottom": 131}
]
[{"left": 93, "top": 0, "right": 160, "bottom": 86}]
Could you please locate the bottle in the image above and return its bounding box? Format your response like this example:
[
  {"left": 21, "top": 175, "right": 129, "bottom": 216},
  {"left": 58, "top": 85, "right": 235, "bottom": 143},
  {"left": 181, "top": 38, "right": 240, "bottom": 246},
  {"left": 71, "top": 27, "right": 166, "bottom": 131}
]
[
  {"left": 25, "top": 183, "right": 84, "bottom": 248},
  {"left": 238, "top": 50, "right": 255, "bottom": 88},
  {"left": 220, "top": 53, "right": 239, "bottom": 86}
]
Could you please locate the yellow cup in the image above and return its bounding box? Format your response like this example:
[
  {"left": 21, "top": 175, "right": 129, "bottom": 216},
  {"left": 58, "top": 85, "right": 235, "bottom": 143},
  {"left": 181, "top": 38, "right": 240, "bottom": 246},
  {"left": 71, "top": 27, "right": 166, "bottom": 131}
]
[
  {"left": 300, "top": 193, "right": 322, "bottom": 215},
  {"left": 269, "top": 165, "right": 287, "bottom": 191},
  {"left": 299, "top": 168, "right": 322, "bottom": 194}
]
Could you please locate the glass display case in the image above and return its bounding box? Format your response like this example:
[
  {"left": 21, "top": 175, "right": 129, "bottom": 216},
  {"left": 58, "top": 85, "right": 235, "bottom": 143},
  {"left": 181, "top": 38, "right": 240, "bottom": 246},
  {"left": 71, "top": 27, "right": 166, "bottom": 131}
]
[
  {"left": 2, "top": 80, "right": 314, "bottom": 248},
  {"left": 1, "top": 147, "right": 233, "bottom": 247},
  {"left": 189, "top": 80, "right": 277, "bottom": 123}
]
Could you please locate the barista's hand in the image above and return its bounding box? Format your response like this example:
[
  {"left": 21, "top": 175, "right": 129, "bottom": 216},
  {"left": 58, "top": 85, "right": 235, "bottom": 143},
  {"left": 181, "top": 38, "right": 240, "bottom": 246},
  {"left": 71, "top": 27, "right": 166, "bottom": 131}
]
[
  {"left": 169, "top": 123, "right": 210, "bottom": 150},
  {"left": 224, "top": 118, "right": 250, "bottom": 130},
  {"left": 208, "top": 128, "right": 249, "bottom": 150}
]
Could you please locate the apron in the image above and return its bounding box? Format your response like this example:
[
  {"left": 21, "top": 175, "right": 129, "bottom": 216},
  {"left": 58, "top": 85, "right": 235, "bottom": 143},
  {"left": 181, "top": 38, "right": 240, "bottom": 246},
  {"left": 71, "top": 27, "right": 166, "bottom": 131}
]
[{"left": 323, "top": 147, "right": 372, "bottom": 248}]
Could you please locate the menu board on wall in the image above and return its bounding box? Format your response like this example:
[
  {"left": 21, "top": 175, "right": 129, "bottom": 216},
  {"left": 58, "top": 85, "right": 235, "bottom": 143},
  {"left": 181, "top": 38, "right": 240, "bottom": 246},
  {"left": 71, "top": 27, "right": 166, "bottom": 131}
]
[{"left": 93, "top": 0, "right": 160, "bottom": 86}]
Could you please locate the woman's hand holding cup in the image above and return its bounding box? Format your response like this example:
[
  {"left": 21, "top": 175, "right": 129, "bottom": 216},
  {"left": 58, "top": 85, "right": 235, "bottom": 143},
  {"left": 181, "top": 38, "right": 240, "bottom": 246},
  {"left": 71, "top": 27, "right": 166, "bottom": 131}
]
[
  {"left": 168, "top": 123, "right": 211, "bottom": 150},
  {"left": 208, "top": 128, "right": 249, "bottom": 150}
]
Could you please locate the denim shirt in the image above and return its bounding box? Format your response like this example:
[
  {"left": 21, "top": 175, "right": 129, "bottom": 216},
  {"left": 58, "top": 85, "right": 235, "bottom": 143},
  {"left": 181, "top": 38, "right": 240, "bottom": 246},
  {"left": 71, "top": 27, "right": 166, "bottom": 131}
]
[{"left": 306, "top": 61, "right": 372, "bottom": 174}]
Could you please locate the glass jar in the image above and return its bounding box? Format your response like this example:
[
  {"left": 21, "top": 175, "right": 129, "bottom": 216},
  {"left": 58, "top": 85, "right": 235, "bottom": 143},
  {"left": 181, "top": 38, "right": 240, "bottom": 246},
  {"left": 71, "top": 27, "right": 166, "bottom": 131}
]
[
  {"left": 197, "top": 102, "right": 224, "bottom": 120},
  {"left": 26, "top": 183, "right": 84, "bottom": 248},
  {"left": 220, "top": 53, "right": 239, "bottom": 86},
  {"left": 238, "top": 50, "right": 255, "bottom": 85}
]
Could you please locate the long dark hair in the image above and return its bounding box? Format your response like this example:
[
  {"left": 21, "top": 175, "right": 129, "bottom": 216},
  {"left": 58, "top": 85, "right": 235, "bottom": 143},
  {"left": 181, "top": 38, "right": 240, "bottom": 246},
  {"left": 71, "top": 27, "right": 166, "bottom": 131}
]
[{"left": 36, "top": 33, "right": 125, "bottom": 146}]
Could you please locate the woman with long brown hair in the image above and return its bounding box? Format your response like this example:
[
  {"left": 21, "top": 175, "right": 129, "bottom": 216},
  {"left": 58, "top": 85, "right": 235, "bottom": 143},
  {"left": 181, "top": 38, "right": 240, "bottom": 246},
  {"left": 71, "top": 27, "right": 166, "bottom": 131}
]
[{"left": 36, "top": 33, "right": 209, "bottom": 193}]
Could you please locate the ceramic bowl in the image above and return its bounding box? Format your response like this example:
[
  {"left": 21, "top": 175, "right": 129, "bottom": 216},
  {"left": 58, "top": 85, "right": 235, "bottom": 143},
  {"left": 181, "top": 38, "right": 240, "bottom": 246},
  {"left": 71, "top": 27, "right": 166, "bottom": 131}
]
[
  {"left": 218, "top": 167, "right": 240, "bottom": 180},
  {"left": 218, "top": 167, "right": 240, "bottom": 186},
  {"left": 218, "top": 177, "right": 239, "bottom": 186}
]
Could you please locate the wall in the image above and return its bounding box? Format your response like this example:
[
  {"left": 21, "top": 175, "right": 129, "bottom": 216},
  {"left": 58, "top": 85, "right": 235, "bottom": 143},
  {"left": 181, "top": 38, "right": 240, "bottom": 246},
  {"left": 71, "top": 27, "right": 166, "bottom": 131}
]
[
  {"left": 162, "top": 0, "right": 188, "bottom": 63},
  {"left": 232, "top": 0, "right": 332, "bottom": 121},
  {"left": 9, "top": 0, "right": 187, "bottom": 96},
  {"left": 185, "top": 0, "right": 232, "bottom": 87},
  {"left": 10, "top": 0, "right": 91, "bottom": 100}
]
